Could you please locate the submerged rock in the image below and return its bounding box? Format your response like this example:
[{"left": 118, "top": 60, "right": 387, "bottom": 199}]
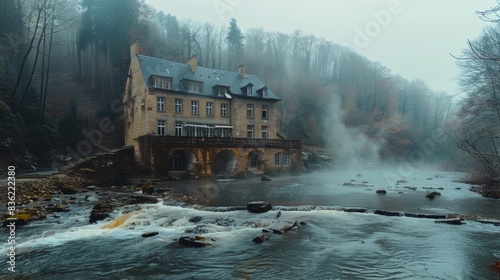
[
  {"left": 374, "top": 210, "right": 401, "bottom": 217},
  {"left": 261, "top": 175, "right": 271, "bottom": 181},
  {"left": 267, "top": 220, "right": 300, "bottom": 234},
  {"left": 142, "top": 231, "right": 159, "bottom": 238},
  {"left": 426, "top": 191, "right": 441, "bottom": 199},
  {"left": 189, "top": 216, "right": 202, "bottom": 223},
  {"left": 185, "top": 225, "right": 208, "bottom": 234},
  {"left": 476, "top": 219, "right": 500, "bottom": 226},
  {"left": 434, "top": 218, "right": 463, "bottom": 225},
  {"left": 252, "top": 235, "right": 269, "bottom": 244},
  {"left": 178, "top": 236, "right": 211, "bottom": 247}
]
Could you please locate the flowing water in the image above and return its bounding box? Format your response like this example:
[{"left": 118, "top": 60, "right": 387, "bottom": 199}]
[{"left": 3, "top": 169, "right": 500, "bottom": 279}]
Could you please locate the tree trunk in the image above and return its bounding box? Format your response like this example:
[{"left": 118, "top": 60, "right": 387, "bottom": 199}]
[{"left": 10, "top": 4, "right": 43, "bottom": 101}]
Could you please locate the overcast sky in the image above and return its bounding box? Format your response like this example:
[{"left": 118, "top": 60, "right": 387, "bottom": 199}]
[{"left": 145, "top": 0, "right": 496, "bottom": 95}]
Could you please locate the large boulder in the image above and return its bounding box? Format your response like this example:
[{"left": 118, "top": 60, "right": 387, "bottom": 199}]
[{"left": 247, "top": 201, "right": 272, "bottom": 213}]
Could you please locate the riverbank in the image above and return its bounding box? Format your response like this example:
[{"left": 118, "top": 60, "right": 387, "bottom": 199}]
[{"left": 0, "top": 173, "right": 213, "bottom": 227}]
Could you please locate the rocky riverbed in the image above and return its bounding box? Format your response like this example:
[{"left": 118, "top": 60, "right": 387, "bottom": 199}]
[{"left": 0, "top": 173, "right": 206, "bottom": 227}]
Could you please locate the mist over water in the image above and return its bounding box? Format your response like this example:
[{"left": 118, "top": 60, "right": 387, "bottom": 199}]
[{"left": 323, "top": 95, "right": 381, "bottom": 169}]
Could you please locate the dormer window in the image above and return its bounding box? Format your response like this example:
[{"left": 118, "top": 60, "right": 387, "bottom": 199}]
[
  {"left": 153, "top": 76, "right": 172, "bottom": 89},
  {"left": 242, "top": 83, "right": 253, "bottom": 96},
  {"left": 214, "top": 86, "right": 229, "bottom": 97},
  {"left": 258, "top": 87, "right": 268, "bottom": 98},
  {"left": 184, "top": 80, "right": 202, "bottom": 93}
]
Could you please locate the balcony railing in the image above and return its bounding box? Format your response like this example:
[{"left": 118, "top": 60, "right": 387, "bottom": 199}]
[{"left": 141, "top": 135, "right": 301, "bottom": 149}]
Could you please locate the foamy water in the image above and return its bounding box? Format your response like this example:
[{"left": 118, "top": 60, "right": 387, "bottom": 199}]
[{"left": 3, "top": 169, "right": 500, "bottom": 279}]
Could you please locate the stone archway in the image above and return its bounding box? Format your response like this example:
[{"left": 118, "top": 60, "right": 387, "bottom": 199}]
[
  {"left": 247, "top": 150, "right": 266, "bottom": 175},
  {"left": 168, "top": 149, "right": 197, "bottom": 174},
  {"left": 213, "top": 150, "right": 237, "bottom": 178}
]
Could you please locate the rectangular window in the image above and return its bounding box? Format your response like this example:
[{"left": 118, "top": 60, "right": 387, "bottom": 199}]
[
  {"left": 157, "top": 120, "right": 166, "bottom": 135},
  {"left": 221, "top": 103, "right": 228, "bottom": 117},
  {"left": 262, "top": 126, "right": 268, "bottom": 139},
  {"left": 215, "top": 128, "right": 231, "bottom": 138},
  {"left": 217, "top": 87, "right": 228, "bottom": 97},
  {"left": 154, "top": 77, "right": 171, "bottom": 89},
  {"left": 246, "top": 86, "right": 252, "bottom": 95},
  {"left": 283, "top": 153, "right": 289, "bottom": 166},
  {"left": 262, "top": 105, "right": 268, "bottom": 119},
  {"left": 157, "top": 96, "right": 165, "bottom": 112},
  {"left": 206, "top": 102, "right": 213, "bottom": 116},
  {"left": 247, "top": 125, "right": 254, "bottom": 138},
  {"left": 187, "top": 81, "right": 200, "bottom": 93},
  {"left": 175, "top": 122, "right": 183, "bottom": 136},
  {"left": 175, "top": 99, "right": 183, "bottom": 113},
  {"left": 274, "top": 153, "right": 281, "bottom": 166},
  {"left": 246, "top": 104, "right": 254, "bottom": 118},
  {"left": 191, "top": 100, "right": 199, "bottom": 114},
  {"left": 171, "top": 155, "right": 182, "bottom": 170},
  {"left": 186, "top": 125, "right": 195, "bottom": 137},
  {"left": 208, "top": 127, "right": 215, "bottom": 137}
]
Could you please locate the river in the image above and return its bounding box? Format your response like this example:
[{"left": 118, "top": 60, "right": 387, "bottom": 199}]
[{"left": 3, "top": 169, "right": 500, "bottom": 279}]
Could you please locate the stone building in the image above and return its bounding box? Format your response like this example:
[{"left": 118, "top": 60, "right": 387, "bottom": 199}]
[{"left": 123, "top": 42, "right": 301, "bottom": 178}]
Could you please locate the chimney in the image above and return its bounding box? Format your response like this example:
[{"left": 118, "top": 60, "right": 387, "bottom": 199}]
[
  {"left": 238, "top": 64, "right": 245, "bottom": 78},
  {"left": 130, "top": 41, "right": 143, "bottom": 58},
  {"left": 188, "top": 56, "right": 198, "bottom": 72}
]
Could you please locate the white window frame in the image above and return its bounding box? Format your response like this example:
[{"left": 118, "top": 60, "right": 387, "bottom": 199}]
[
  {"left": 217, "top": 87, "right": 228, "bottom": 97},
  {"left": 187, "top": 81, "right": 200, "bottom": 93},
  {"left": 246, "top": 86, "right": 252, "bottom": 95},
  {"left": 191, "top": 100, "right": 199, "bottom": 114},
  {"left": 274, "top": 153, "right": 281, "bottom": 166},
  {"left": 206, "top": 102, "right": 213, "bottom": 116},
  {"left": 283, "top": 153, "right": 289, "bottom": 166},
  {"left": 154, "top": 77, "right": 171, "bottom": 89},
  {"left": 247, "top": 104, "right": 254, "bottom": 118},
  {"left": 247, "top": 125, "right": 254, "bottom": 138},
  {"left": 157, "top": 96, "right": 165, "bottom": 112},
  {"left": 175, "top": 99, "right": 183, "bottom": 113},
  {"left": 175, "top": 122, "right": 183, "bottom": 136},
  {"left": 262, "top": 126, "right": 268, "bottom": 139},
  {"left": 221, "top": 103, "right": 228, "bottom": 117},
  {"left": 157, "top": 120, "right": 166, "bottom": 135},
  {"left": 262, "top": 105, "right": 268, "bottom": 119}
]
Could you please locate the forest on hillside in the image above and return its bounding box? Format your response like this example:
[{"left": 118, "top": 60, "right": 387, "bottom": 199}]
[{"left": 0, "top": 0, "right": 498, "bottom": 182}]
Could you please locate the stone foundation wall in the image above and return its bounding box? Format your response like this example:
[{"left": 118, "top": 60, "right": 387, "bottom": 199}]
[{"left": 61, "top": 146, "right": 135, "bottom": 186}]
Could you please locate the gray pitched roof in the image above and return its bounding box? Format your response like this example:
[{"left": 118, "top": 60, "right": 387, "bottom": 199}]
[{"left": 136, "top": 54, "right": 281, "bottom": 101}]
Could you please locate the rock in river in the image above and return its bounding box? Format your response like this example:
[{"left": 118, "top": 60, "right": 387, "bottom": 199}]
[
  {"left": 247, "top": 201, "right": 272, "bottom": 213},
  {"left": 142, "top": 232, "right": 159, "bottom": 238},
  {"left": 434, "top": 218, "right": 463, "bottom": 225},
  {"left": 178, "top": 236, "right": 211, "bottom": 247}
]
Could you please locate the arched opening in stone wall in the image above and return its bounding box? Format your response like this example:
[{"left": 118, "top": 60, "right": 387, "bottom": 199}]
[
  {"left": 214, "top": 150, "right": 237, "bottom": 178},
  {"left": 247, "top": 150, "right": 266, "bottom": 175},
  {"left": 169, "top": 150, "right": 197, "bottom": 175}
]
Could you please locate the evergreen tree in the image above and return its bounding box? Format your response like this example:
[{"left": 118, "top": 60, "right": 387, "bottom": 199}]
[{"left": 226, "top": 18, "right": 244, "bottom": 70}]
